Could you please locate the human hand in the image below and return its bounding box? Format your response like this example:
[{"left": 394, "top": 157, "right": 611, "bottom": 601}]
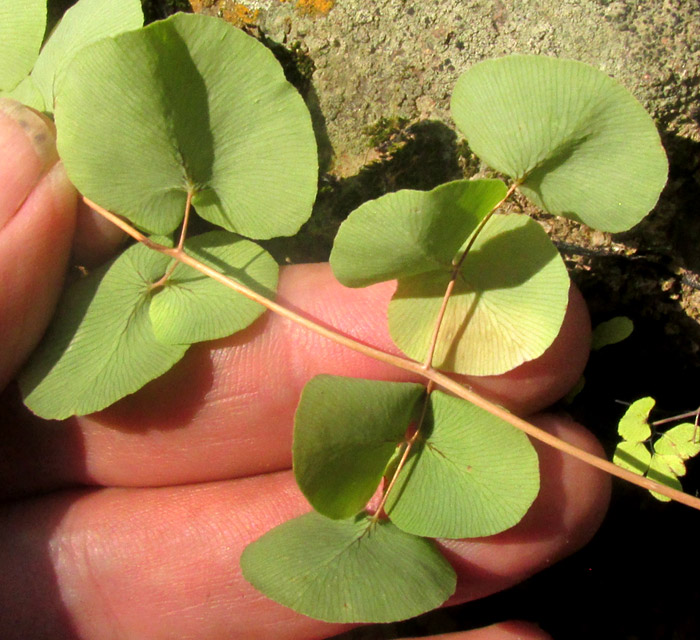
[{"left": 0, "top": 99, "right": 610, "bottom": 640}]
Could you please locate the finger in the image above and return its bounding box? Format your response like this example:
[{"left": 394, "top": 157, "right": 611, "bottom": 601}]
[
  {"left": 0, "top": 414, "right": 608, "bottom": 640},
  {"left": 441, "top": 413, "right": 610, "bottom": 603},
  {"left": 404, "top": 621, "right": 552, "bottom": 640},
  {"left": 70, "top": 198, "right": 128, "bottom": 268},
  {"left": 1, "top": 262, "right": 590, "bottom": 494},
  {"left": 0, "top": 99, "right": 77, "bottom": 389}
]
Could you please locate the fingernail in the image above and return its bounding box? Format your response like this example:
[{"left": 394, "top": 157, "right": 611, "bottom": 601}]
[
  {"left": 0, "top": 98, "right": 60, "bottom": 230},
  {"left": 0, "top": 97, "right": 58, "bottom": 169}
]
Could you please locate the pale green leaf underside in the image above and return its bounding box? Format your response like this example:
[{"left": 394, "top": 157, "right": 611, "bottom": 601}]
[
  {"left": 386, "top": 391, "right": 539, "bottom": 538},
  {"left": 149, "top": 231, "right": 278, "bottom": 344},
  {"left": 5, "top": 75, "right": 44, "bottom": 111},
  {"left": 293, "top": 376, "right": 425, "bottom": 519},
  {"left": 389, "top": 213, "right": 569, "bottom": 375},
  {"left": 452, "top": 55, "right": 668, "bottom": 232},
  {"left": 617, "top": 396, "right": 654, "bottom": 443},
  {"left": 0, "top": 0, "right": 45, "bottom": 92},
  {"left": 591, "top": 316, "right": 633, "bottom": 351},
  {"left": 330, "top": 179, "right": 507, "bottom": 287},
  {"left": 55, "top": 13, "right": 317, "bottom": 237},
  {"left": 31, "top": 0, "right": 143, "bottom": 112},
  {"left": 240, "top": 512, "right": 456, "bottom": 623},
  {"left": 19, "top": 242, "right": 187, "bottom": 419}
]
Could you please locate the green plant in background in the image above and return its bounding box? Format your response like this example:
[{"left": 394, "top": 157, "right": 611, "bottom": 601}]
[
  {"left": 590, "top": 315, "right": 634, "bottom": 351},
  {"left": 566, "top": 316, "right": 699, "bottom": 501},
  {"left": 614, "top": 397, "right": 700, "bottom": 501},
  {"left": 564, "top": 315, "right": 635, "bottom": 403},
  {"left": 0, "top": 0, "right": 691, "bottom": 625}
]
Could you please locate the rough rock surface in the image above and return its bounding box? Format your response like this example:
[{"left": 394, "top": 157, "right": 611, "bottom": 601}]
[
  {"left": 255, "top": 0, "right": 699, "bottom": 163},
  {"left": 202, "top": 0, "right": 700, "bottom": 369}
]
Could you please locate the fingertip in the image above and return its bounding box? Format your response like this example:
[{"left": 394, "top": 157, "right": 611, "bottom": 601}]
[
  {"left": 479, "top": 620, "right": 553, "bottom": 640},
  {"left": 466, "top": 283, "right": 591, "bottom": 415},
  {"left": 443, "top": 413, "right": 609, "bottom": 603},
  {"left": 483, "top": 412, "right": 610, "bottom": 563},
  {"left": 411, "top": 620, "right": 552, "bottom": 640},
  {"left": 0, "top": 98, "right": 59, "bottom": 230},
  {"left": 528, "top": 413, "right": 611, "bottom": 550}
]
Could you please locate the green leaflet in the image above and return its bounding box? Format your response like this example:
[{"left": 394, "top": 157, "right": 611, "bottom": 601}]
[
  {"left": 293, "top": 376, "right": 425, "bottom": 519},
  {"left": 20, "top": 230, "right": 279, "bottom": 417},
  {"left": 293, "top": 377, "right": 539, "bottom": 538},
  {"left": 591, "top": 316, "right": 634, "bottom": 351},
  {"left": 30, "top": 0, "right": 144, "bottom": 112},
  {"left": 240, "top": 511, "right": 456, "bottom": 623},
  {"left": 388, "top": 213, "right": 569, "bottom": 376},
  {"left": 655, "top": 423, "right": 700, "bottom": 461},
  {"left": 331, "top": 180, "right": 569, "bottom": 376},
  {"left": 19, "top": 241, "right": 187, "bottom": 419},
  {"left": 55, "top": 13, "right": 317, "bottom": 237},
  {"left": 2, "top": 0, "right": 143, "bottom": 111},
  {"left": 385, "top": 391, "right": 540, "bottom": 538},
  {"left": 149, "top": 231, "right": 278, "bottom": 345},
  {"left": 645, "top": 455, "right": 683, "bottom": 499},
  {"left": 613, "top": 398, "right": 700, "bottom": 501},
  {"left": 613, "top": 440, "right": 652, "bottom": 477},
  {"left": 0, "top": 0, "right": 45, "bottom": 94},
  {"left": 330, "top": 179, "right": 507, "bottom": 287},
  {"left": 452, "top": 55, "right": 668, "bottom": 232},
  {"left": 614, "top": 397, "right": 655, "bottom": 476},
  {"left": 647, "top": 423, "right": 700, "bottom": 501},
  {"left": 617, "top": 396, "right": 654, "bottom": 443}
]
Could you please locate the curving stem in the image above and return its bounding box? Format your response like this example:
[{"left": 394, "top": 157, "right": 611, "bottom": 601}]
[{"left": 82, "top": 195, "right": 700, "bottom": 511}]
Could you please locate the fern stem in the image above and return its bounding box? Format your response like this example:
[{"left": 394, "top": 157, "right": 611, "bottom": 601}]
[{"left": 83, "top": 195, "right": 700, "bottom": 512}]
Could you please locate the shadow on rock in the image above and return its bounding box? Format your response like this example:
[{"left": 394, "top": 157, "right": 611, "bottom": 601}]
[{"left": 264, "top": 119, "right": 464, "bottom": 263}]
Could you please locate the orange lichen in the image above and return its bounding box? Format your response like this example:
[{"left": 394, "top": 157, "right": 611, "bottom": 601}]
[
  {"left": 190, "top": 0, "right": 332, "bottom": 23},
  {"left": 222, "top": 3, "right": 260, "bottom": 26},
  {"left": 190, "top": 1, "right": 260, "bottom": 27},
  {"left": 189, "top": 0, "right": 217, "bottom": 11},
  {"left": 294, "top": 0, "right": 334, "bottom": 15}
]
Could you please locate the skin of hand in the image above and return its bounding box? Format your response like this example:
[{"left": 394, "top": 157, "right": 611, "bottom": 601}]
[{"left": 0, "top": 99, "right": 610, "bottom": 640}]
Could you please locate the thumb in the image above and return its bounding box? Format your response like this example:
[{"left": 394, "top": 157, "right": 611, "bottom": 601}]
[{"left": 0, "top": 98, "right": 78, "bottom": 389}]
